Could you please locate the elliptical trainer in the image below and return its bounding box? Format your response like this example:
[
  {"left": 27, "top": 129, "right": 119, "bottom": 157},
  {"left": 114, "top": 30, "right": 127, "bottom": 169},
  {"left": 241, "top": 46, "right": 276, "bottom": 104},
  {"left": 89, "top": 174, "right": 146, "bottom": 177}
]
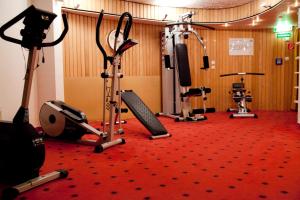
[
  {"left": 0, "top": 5, "right": 68, "bottom": 199},
  {"left": 96, "top": 10, "right": 138, "bottom": 144}
]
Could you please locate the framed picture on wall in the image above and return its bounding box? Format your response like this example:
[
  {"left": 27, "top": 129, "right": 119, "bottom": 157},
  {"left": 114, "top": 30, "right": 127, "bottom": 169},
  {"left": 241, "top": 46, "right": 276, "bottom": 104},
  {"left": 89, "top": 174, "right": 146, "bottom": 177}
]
[{"left": 229, "top": 38, "right": 254, "bottom": 56}]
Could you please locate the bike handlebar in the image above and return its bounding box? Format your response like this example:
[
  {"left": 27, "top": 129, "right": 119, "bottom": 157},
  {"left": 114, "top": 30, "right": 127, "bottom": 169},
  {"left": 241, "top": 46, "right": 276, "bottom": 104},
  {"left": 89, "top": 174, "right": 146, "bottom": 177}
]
[
  {"left": 0, "top": 5, "right": 68, "bottom": 48},
  {"left": 42, "top": 14, "right": 69, "bottom": 47},
  {"left": 0, "top": 5, "right": 33, "bottom": 45}
]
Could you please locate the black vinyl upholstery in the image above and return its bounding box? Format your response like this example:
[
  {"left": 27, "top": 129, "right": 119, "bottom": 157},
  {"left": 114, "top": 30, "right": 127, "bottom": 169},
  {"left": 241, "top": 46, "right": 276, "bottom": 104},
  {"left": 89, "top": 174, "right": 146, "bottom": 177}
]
[
  {"left": 176, "top": 44, "right": 191, "bottom": 87},
  {"left": 121, "top": 90, "right": 168, "bottom": 136},
  {"left": 232, "top": 83, "right": 244, "bottom": 89}
]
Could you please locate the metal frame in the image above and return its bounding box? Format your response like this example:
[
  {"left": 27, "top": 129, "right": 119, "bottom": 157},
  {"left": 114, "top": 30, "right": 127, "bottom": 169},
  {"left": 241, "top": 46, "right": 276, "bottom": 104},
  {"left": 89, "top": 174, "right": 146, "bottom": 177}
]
[
  {"left": 220, "top": 72, "right": 264, "bottom": 119},
  {"left": 160, "top": 12, "right": 211, "bottom": 122}
]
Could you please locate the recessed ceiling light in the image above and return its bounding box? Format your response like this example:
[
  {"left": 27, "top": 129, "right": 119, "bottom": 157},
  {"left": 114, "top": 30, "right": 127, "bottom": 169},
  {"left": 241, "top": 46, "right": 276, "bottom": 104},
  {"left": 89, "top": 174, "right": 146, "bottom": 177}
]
[
  {"left": 154, "top": 0, "right": 193, "bottom": 7},
  {"left": 256, "top": 16, "right": 260, "bottom": 22},
  {"left": 260, "top": 2, "right": 272, "bottom": 8}
]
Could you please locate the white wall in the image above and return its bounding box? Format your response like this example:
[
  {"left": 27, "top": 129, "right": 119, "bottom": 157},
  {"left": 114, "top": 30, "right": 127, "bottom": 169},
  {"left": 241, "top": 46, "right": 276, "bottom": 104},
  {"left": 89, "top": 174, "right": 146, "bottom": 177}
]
[
  {"left": 0, "top": 0, "right": 36, "bottom": 122},
  {"left": 33, "top": 0, "right": 65, "bottom": 120},
  {"left": 0, "top": 0, "right": 65, "bottom": 126}
]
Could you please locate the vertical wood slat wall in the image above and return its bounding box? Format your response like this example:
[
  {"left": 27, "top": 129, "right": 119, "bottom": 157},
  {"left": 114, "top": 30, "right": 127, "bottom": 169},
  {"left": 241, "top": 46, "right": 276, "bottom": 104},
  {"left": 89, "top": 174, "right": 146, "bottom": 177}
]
[
  {"left": 63, "top": 0, "right": 281, "bottom": 22},
  {"left": 63, "top": 11, "right": 295, "bottom": 113},
  {"left": 186, "top": 28, "right": 295, "bottom": 111},
  {"left": 64, "top": 12, "right": 161, "bottom": 78}
]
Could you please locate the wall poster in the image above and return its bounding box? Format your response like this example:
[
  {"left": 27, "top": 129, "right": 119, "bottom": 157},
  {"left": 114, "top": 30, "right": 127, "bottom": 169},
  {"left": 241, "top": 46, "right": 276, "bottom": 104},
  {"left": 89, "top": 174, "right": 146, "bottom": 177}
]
[{"left": 229, "top": 38, "right": 254, "bottom": 56}]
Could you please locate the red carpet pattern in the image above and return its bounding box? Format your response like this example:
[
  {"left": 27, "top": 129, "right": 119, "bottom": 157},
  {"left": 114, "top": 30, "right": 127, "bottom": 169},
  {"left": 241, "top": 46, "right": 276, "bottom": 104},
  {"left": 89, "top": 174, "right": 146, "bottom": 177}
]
[{"left": 2, "top": 111, "right": 300, "bottom": 200}]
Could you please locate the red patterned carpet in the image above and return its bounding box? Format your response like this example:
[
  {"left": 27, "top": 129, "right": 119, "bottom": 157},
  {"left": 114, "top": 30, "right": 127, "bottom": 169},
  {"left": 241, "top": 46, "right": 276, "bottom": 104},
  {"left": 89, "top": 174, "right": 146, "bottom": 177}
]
[{"left": 2, "top": 111, "right": 300, "bottom": 200}]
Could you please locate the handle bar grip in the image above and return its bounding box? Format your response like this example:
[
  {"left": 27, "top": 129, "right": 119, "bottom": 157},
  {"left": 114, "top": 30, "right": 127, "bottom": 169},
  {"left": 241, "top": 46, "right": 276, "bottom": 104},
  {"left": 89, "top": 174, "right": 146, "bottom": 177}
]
[
  {"left": 95, "top": 10, "right": 108, "bottom": 69},
  {"left": 41, "top": 13, "right": 69, "bottom": 47},
  {"left": 123, "top": 20, "right": 131, "bottom": 40},
  {"left": 0, "top": 6, "right": 35, "bottom": 45},
  {"left": 115, "top": 12, "right": 132, "bottom": 40}
]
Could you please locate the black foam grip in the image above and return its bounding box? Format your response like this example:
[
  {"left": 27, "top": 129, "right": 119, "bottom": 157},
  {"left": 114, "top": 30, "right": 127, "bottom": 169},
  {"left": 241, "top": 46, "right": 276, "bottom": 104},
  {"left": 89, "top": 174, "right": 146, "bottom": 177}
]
[
  {"left": 95, "top": 10, "right": 108, "bottom": 69},
  {"left": 204, "top": 88, "right": 211, "bottom": 93},
  {"left": 203, "top": 56, "right": 209, "bottom": 69},
  {"left": 164, "top": 55, "right": 171, "bottom": 69},
  {"left": 42, "top": 14, "right": 68, "bottom": 47},
  {"left": 176, "top": 44, "right": 192, "bottom": 87}
]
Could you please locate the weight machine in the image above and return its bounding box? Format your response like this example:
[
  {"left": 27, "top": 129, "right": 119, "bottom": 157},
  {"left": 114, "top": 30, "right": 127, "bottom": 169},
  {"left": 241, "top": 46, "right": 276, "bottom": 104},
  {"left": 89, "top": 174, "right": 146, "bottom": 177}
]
[
  {"left": 220, "top": 72, "right": 264, "bottom": 118},
  {"left": 158, "top": 12, "right": 215, "bottom": 122}
]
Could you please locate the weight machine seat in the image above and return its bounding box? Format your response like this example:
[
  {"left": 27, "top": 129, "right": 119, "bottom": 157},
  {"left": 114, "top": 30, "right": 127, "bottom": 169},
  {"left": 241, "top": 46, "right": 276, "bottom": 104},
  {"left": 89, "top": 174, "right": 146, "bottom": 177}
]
[
  {"left": 233, "top": 95, "right": 243, "bottom": 102},
  {"left": 232, "top": 82, "right": 244, "bottom": 89},
  {"left": 245, "top": 95, "right": 253, "bottom": 102},
  {"left": 231, "top": 82, "right": 246, "bottom": 102},
  {"left": 181, "top": 87, "right": 211, "bottom": 97},
  {"left": 232, "top": 89, "right": 246, "bottom": 93}
]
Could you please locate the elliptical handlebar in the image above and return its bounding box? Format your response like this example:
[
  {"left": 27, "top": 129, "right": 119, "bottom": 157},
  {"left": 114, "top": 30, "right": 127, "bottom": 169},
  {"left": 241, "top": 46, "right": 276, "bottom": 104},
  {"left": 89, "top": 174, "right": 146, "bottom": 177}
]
[
  {"left": 96, "top": 10, "right": 134, "bottom": 69},
  {"left": 115, "top": 12, "right": 132, "bottom": 41},
  {"left": 41, "top": 14, "right": 69, "bottom": 47},
  {"left": 96, "top": 10, "right": 108, "bottom": 69}
]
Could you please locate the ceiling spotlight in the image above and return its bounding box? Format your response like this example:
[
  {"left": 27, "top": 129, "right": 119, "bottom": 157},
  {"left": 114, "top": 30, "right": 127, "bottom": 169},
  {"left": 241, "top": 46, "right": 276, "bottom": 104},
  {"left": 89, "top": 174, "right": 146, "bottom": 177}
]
[
  {"left": 252, "top": 20, "right": 256, "bottom": 26},
  {"left": 224, "top": 23, "right": 229, "bottom": 27},
  {"left": 260, "top": 2, "right": 272, "bottom": 9},
  {"left": 162, "top": 14, "right": 168, "bottom": 21},
  {"left": 74, "top": 3, "right": 80, "bottom": 9},
  {"left": 287, "top": 6, "right": 290, "bottom": 14},
  {"left": 256, "top": 16, "right": 260, "bottom": 22}
]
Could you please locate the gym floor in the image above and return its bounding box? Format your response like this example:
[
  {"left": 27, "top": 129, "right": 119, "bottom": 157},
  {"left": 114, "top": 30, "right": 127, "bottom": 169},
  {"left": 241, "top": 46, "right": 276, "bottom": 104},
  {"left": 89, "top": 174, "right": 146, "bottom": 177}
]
[{"left": 2, "top": 111, "right": 300, "bottom": 200}]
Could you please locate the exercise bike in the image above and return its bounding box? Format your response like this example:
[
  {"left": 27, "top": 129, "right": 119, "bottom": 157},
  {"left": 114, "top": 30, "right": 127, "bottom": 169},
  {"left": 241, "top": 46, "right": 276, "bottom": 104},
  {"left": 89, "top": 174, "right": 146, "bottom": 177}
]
[
  {"left": 220, "top": 72, "right": 264, "bottom": 118},
  {"left": 0, "top": 5, "right": 68, "bottom": 199}
]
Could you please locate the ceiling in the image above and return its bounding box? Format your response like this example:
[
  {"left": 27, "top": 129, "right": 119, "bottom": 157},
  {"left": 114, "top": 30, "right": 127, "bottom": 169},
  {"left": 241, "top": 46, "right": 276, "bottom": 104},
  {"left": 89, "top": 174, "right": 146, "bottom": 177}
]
[
  {"left": 210, "top": 0, "right": 298, "bottom": 29},
  {"left": 126, "top": 0, "right": 255, "bottom": 9}
]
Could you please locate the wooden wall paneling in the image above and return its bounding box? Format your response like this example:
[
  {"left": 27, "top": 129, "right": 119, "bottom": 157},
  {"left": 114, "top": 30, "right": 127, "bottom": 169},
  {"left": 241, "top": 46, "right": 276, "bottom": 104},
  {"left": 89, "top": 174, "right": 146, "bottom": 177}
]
[
  {"left": 273, "top": 33, "right": 280, "bottom": 109},
  {"left": 279, "top": 36, "right": 285, "bottom": 110},
  {"left": 63, "top": 0, "right": 282, "bottom": 22},
  {"left": 284, "top": 32, "right": 294, "bottom": 110},
  {"left": 63, "top": 10, "right": 295, "bottom": 119},
  {"left": 86, "top": 16, "right": 92, "bottom": 77},
  {"left": 266, "top": 29, "right": 273, "bottom": 110},
  {"left": 291, "top": 29, "right": 299, "bottom": 110},
  {"left": 69, "top": 13, "right": 75, "bottom": 77},
  {"left": 260, "top": 30, "right": 267, "bottom": 110},
  {"left": 64, "top": 13, "right": 70, "bottom": 78}
]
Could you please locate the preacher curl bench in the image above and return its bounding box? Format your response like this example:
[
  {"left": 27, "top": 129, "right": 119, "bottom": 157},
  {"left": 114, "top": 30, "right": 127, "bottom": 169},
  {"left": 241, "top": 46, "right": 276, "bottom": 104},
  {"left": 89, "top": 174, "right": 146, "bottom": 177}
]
[{"left": 220, "top": 72, "right": 264, "bottom": 118}]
